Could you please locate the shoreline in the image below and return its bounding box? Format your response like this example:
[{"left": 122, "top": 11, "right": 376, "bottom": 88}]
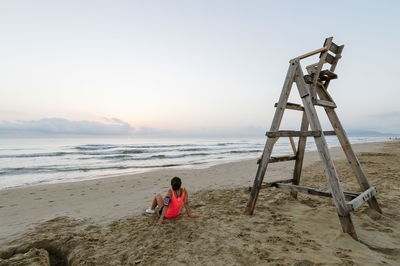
[{"left": 0, "top": 141, "right": 388, "bottom": 245}]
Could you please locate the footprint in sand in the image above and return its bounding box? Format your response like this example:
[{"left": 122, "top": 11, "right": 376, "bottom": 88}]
[
  {"left": 34, "top": 197, "right": 42, "bottom": 200},
  {"left": 9, "top": 204, "right": 17, "bottom": 207},
  {"left": 29, "top": 192, "right": 36, "bottom": 195},
  {"left": 48, "top": 200, "right": 54, "bottom": 203},
  {"left": 113, "top": 204, "right": 120, "bottom": 207}
]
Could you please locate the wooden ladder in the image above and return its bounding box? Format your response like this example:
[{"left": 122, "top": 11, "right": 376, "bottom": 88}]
[{"left": 245, "top": 37, "right": 382, "bottom": 241}]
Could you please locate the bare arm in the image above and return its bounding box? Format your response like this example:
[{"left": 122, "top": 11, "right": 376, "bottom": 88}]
[
  {"left": 158, "top": 189, "right": 172, "bottom": 224},
  {"left": 184, "top": 189, "right": 198, "bottom": 218}
]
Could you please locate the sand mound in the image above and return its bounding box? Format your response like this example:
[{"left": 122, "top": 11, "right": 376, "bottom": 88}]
[{"left": 1, "top": 142, "right": 399, "bottom": 265}]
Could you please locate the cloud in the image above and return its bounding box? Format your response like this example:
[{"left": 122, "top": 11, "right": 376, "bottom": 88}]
[{"left": 0, "top": 118, "right": 135, "bottom": 136}]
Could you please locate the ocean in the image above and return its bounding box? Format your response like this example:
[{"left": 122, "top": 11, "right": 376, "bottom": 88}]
[{"left": 0, "top": 136, "right": 392, "bottom": 189}]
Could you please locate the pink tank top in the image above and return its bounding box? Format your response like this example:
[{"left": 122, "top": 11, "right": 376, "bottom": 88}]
[{"left": 165, "top": 187, "right": 185, "bottom": 218}]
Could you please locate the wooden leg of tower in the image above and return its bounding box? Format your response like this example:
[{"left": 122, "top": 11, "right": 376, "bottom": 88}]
[
  {"left": 325, "top": 109, "right": 382, "bottom": 213},
  {"left": 314, "top": 85, "right": 383, "bottom": 214},
  {"left": 295, "top": 66, "right": 358, "bottom": 239},
  {"left": 245, "top": 60, "right": 298, "bottom": 215},
  {"left": 339, "top": 214, "right": 358, "bottom": 241},
  {"left": 291, "top": 112, "right": 309, "bottom": 199},
  {"left": 245, "top": 137, "right": 275, "bottom": 215}
]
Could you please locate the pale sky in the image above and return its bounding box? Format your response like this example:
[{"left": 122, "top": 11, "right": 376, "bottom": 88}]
[{"left": 1, "top": 1, "right": 399, "bottom": 136}]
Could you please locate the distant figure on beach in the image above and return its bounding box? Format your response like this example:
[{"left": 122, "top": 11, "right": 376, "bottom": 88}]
[{"left": 146, "top": 176, "right": 198, "bottom": 224}]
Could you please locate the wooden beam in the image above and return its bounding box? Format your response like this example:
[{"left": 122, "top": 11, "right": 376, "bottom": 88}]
[
  {"left": 325, "top": 53, "right": 336, "bottom": 64},
  {"left": 313, "top": 99, "right": 337, "bottom": 108},
  {"left": 272, "top": 183, "right": 359, "bottom": 201},
  {"left": 296, "top": 46, "right": 328, "bottom": 60},
  {"left": 323, "top": 130, "right": 336, "bottom": 136},
  {"left": 320, "top": 89, "right": 382, "bottom": 213},
  {"left": 274, "top": 102, "right": 304, "bottom": 111},
  {"left": 295, "top": 64, "right": 357, "bottom": 239},
  {"left": 289, "top": 136, "right": 297, "bottom": 155},
  {"left": 347, "top": 187, "right": 377, "bottom": 212},
  {"left": 274, "top": 183, "right": 332, "bottom": 197},
  {"left": 269, "top": 155, "right": 296, "bottom": 163},
  {"left": 249, "top": 178, "right": 293, "bottom": 191},
  {"left": 329, "top": 42, "right": 340, "bottom": 54},
  {"left": 291, "top": 111, "right": 309, "bottom": 198},
  {"left": 266, "top": 130, "right": 321, "bottom": 137}
]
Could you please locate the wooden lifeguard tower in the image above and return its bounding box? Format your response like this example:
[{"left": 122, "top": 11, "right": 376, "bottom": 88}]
[{"left": 245, "top": 37, "right": 382, "bottom": 240}]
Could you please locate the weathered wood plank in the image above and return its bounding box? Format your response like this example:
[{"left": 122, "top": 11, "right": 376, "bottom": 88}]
[
  {"left": 325, "top": 53, "right": 335, "bottom": 64},
  {"left": 274, "top": 183, "right": 333, "bottom": 197},
  {"left": 313, "top": 99, "right": 337, "bottom": 108},
  {"left": 296, "top": 46, "right": 328, "bottom": 60},
  {"left": 248, "top": 178, "right": 294, "bottom": 191},
  {"left": 347, "top": 187, "right": 376, "bottom": 211},
  {"left": 266, "top": 130, "right": 321, "bottom": 137},
  {"left": 269, "top": 155, "right": 296, "bottom": 163},
  {"left": 329, "top": 42, "right": 340, "bottom": 54},
  {"left": 323, "top": 130, "right": 336, "bottom": 136},
  {"left": 245, "top": 60, "right": 298, "bottom": 215},
  {"left": 273, "top": 183, "right": 359, "bottom": 201},
  {"left": 274, "top": 102, "right": 304, "bottom": 111},
  {"left": 289, "top": 136, "right": 297, "bottom": 155},
  {"left": 291, "top": 111, "right": 309, "bottom": 198}
]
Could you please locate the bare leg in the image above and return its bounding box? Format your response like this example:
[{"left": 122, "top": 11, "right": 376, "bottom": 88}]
[{"left": 151, "top": 193, "right": 164, "bottom": 210}]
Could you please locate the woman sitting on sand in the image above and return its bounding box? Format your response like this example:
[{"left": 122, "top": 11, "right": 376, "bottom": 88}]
[{"left": 146, "top": 176, "right": 198, "bottom": 224}]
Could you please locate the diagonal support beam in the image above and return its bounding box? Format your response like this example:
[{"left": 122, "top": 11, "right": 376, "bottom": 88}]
[{"left": 295, "top": 64, "right": 358, "bottom": 240}]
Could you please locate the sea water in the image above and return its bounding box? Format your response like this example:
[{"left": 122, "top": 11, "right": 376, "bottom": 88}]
[{"left": 0, "top": 136, "right": 391, "bottom": 189}]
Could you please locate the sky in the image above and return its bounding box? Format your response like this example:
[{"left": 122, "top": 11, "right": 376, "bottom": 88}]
[{"left": 1, "top": 0, "right": 399, "bottom": 137}]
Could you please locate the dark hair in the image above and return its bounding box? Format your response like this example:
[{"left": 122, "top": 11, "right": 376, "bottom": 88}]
[{"left": 171, "top": 176, "right": 181, "bottom": 190}]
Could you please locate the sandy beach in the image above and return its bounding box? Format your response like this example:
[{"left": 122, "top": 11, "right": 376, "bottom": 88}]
[{"left": 0, "top": 140, "right": 399, "bottom": 265}]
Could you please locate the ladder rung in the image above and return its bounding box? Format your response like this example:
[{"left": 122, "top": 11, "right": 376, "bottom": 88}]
[
  {"left": 273, "top": 183, "right": 332, "bottom": 197},
  {"left": 266, "top": 130, "right": 335, "bottom": 138},
  {"left": 329, "top": 42, "right": 345, "bottom": 54},
  {"left": 325, "top": 53, "right": 336, "bottom": 64},
  {"left": 266, "top": 130, "right": 321, "bottom": 137},
  {"left": 347, "top": 187, "right": 376, "bottom": 211},
  {"left": 269, "top": 155, "right": 296, "bottom": 163},
  {"left": 274, "top": 102, "right": 304, "bottom": 111},
  {"left": 314, "top": 99, "right": 337, "bottom": 108},
  {"left": 323, "top": 130, "right": 336, "bottom": 136},
  {"left": 249, "top": 178, "right": 293, "bottom": 191},
  {"left": 272, "top": 183, "right": 362, "bottom": 201}
]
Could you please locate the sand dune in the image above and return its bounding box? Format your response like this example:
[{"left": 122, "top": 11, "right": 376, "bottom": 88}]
[{"left": 0, "top": 141, "right": 399, "bottom": 265}]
